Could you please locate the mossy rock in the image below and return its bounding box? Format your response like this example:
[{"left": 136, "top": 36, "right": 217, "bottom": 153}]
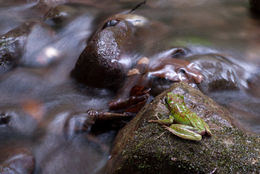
[{"left": 106, "top": 82, "right": 260, "bottom": 174}]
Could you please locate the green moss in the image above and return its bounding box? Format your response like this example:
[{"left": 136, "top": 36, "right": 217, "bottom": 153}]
[
  {"left": 137, "top": 163, "right": 151, "bottom": 169},
  {"left": 108, "top": 83, "right": 260, "bottom": 174}
]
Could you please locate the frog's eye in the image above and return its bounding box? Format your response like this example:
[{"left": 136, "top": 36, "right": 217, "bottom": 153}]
[{"left": 102, "top": 19, "right": 120, "bottom": 29}]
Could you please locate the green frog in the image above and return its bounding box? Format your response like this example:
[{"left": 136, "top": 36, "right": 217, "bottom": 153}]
[{"left": 149, "top": 92, "right": 212, "bottom": 141}]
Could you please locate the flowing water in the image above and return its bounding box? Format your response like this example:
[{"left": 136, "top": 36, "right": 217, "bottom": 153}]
[{"left": 0, "top": 0, "right": 259, "bottom": 173}]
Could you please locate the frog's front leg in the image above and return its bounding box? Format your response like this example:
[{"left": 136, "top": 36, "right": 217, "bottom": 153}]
[
  {"left": 163, "top": 124, "right": 202, "bottom": 141},
  {"left": 148, "top": 115, "right": 174, "bottom": 124}
]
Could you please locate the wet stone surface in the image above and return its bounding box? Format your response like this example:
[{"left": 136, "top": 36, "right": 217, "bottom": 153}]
[
  {"left": 71, "top": 13, "right": 150, "bottom": 88},
  {"left": 183, "top": 53, "right": 247, "bottom": 94},
  {"left": 0, "top": 22, "right": 33, "bottom": 73},
  {"left": 0, "top": 21, "right": 56, "bottom": 72},
  {"left": 107, "top": 82, "right": 260, "bottom": 174},
  {"left": 0, "top": 146, "right": 35, "bottom": 174}
]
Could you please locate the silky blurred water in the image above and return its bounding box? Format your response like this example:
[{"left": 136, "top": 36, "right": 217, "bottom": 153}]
[{"left": 0, "top": 0, "right": 259, "bottom": 174}]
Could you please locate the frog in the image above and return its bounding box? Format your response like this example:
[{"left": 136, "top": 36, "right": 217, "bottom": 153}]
[{"left": 149, "top": 92, "right": 212, "bottom": 141}]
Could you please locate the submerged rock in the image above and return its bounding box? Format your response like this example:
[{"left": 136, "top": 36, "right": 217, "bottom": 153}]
[
  {"left": 150, "top": 49, "right": 248, "bottom": 94},
  {"left": 44, "top": 3, "right": 97, "bottom": 28},
  {"left": 0, "top": 147, "right": 35, "bottom": 174},
  {"left": 107, "top": 82, "right": 260, "bottom": 174},
  {"left": 182, "top": 53, "right": 247, "bottom": 94},
  {"left": 0, "top": 22, "right": 33, "bottom": 73},
  {"left": 0, "top": 21, "right": 55, "bottom": 72},
  {"left": 44, "top": 3, "right": 78, "bottom": 26}
]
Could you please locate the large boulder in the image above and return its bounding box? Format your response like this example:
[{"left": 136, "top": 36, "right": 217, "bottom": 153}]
[
  {"left": 250, "top": 0, "right": 260, "bottom": 13},
  {"left": 106, "top": 82, "right": 260, "bottom": 174},
  {"left": 71, "top": 13, "right": 150, "bottom": 89}
]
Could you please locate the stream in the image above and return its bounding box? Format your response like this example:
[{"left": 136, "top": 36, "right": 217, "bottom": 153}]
[{"left": 0, "top": 0, "right": 259, "bottom": 174}]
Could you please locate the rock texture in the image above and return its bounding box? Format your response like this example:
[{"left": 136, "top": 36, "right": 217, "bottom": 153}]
[{"left": 106, "top": 82, "right": 260, "bottom": 174}]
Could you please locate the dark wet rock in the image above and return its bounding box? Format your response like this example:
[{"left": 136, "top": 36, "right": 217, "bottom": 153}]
[
  {"left": 44, "top": 3, "right": 81, "bottom": 27},
  {"left": 0, "top": 110, "right": 38, "bottom": 136},
  {"left": 43, "top": 3, "right": 98, "bottom": 29},
  {"left": 0, "top": 21, "right": 55, "bottom": 72},
  {"left": 63, "top": 110, "right": 135, "bottom": 140},
  {"left": 0, "top": 112, "right": 11, "bottom": 125},
  {"left": 0, "top": 147, "right": 35, "bottom": 174},
  {"left": 106, "top": 82, "right": 260, "bottom": 174},
  {"left": 249, "top": 0, "right": 260, "bottom": 13},
  {"left": 44, "top": 3, "right": 79, "bottom": 27},
  {"left": 184, "top": 54, "right": 246, "bottom": 94},
  {"left": 147, "top": 54, "right": 202, "bottom": 96},
  {"left": 71, "top": 13, "right": 150, "bottom": 88},
  {"left": 143, "top": 49, "right": 246, "bottom": 95},
  {"left": 0, "top": 22, "right": 34, "bottom": 73}
]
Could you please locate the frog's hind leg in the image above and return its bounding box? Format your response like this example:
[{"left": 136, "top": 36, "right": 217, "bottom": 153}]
[{"left": 163, "top": 124, "right": 202, "bottom": 141}]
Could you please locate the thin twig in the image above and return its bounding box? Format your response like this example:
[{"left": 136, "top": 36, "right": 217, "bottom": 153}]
[
  {"left": 155, "top": 131, "right": 166, "bottom": 140},
  {"left": 209, "top": 168, "right": 217, "bottom": 174},
  {"left": 129, "top": 0, "right": 146, "bottom": 13}
]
